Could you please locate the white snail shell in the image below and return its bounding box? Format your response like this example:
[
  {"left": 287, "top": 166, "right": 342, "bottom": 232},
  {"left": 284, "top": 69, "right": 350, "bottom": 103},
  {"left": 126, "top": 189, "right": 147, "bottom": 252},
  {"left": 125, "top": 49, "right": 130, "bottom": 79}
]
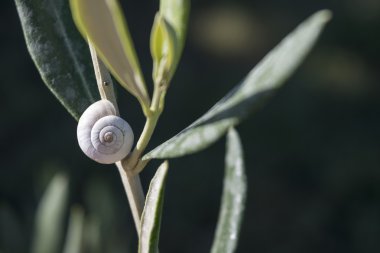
[{"left": 77, "top": 100, "right": 134, "bottom": 164}]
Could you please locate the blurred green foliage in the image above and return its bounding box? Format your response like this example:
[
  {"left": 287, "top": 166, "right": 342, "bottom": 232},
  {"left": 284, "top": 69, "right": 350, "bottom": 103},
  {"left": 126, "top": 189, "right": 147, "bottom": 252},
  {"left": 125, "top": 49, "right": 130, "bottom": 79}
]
[{"left": 1, "top": 0, "right": 380, "bottom": 253}]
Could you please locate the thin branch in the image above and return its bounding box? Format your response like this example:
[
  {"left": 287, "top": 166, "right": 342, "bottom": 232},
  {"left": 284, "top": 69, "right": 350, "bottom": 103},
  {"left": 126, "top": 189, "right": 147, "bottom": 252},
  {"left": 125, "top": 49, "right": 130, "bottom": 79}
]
[
  {"left": 88, "top": 41, "right": 145, "bottom": 234},
  {"left": 88, "top": 43, "right": 118, "bottom": 111},
  {"left": 121, "top": 59, "right": 168, "bottom": 172}
]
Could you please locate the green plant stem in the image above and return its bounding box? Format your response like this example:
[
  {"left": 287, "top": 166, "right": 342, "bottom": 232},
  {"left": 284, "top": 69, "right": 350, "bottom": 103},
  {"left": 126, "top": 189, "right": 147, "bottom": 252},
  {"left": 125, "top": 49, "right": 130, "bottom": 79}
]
[
  {"left": 122, "top": 92, "right": 162, "bottom": 174},
  {"left": 89, "top": 41, "right": 145, "bottom": 234},
  {"left": 89, "top": 39, "right": 167, "bottom": 235},
  {"left": 123, "top": 115, "right": 158, "bottom": 167},
  {"left": 122, "top": 73, "right": 167, "bottom": 172},
  {"left": 121, "top": 58, "right": 168, "bottom": 173},
  {"left": 89, "top": 31, "right": 170, "bottom": 234},
  {"left": 151, "top": 84, "right": 166, "bottom": 112}
]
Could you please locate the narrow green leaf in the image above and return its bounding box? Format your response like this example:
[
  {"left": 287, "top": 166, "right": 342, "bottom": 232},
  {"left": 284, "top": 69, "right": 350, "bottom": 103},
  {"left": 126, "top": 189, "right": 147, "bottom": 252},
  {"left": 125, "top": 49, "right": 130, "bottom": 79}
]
[
  {"left": 31, "top": 173, "right": 69, "bottom": 253},
  {"left": 211, "top": 128, "right": 247, "bottom": 253},
  {"left": 70, "top": 0, "right": 150, "bottom": 107},
  {"left": 151, "top": 14, "right": 168, "bottom": 63},
  {"left": 159, "top": 0, "right": 190, "bottom": 78},
  {"left": 144, "top": 10, "right": 332, "bottom": 160},
  {"left": 15, "top": 0, "right": 99, "bottom": 120},
  {"left": 150, "top": 13, "right": 177, "bottom": 84},
  {"left": 139, "top": 161, "right": 169, "bottom": 253},
  {"left": 63, "top": 206, "right": 85, "bottom": 253}
]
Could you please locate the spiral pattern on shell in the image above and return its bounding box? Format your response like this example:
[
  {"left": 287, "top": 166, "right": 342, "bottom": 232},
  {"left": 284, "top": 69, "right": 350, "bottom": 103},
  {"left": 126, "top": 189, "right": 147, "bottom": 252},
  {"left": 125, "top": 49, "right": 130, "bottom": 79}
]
[{"left": 77, "top": 100, "right": 134, "bottom": 164}]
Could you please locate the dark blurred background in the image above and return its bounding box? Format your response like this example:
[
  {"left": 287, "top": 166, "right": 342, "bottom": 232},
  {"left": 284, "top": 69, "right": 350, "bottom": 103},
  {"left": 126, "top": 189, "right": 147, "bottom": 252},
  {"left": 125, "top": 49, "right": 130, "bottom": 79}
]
[{"left": 1, "top": 0, "right": 380, "bottom": 252}]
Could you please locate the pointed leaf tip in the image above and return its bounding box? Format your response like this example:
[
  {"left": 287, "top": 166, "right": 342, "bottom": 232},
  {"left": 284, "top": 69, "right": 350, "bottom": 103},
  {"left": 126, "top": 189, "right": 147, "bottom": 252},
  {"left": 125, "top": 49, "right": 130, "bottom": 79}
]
[
  {"left": 150, "top": 13, "right": 178, "bottom": 85},
  {"left": 157, "top": 0, "right": 190, "bottom": 80},
  {"left": 143, "top": 10, "right": 331, "bottom": 160}
]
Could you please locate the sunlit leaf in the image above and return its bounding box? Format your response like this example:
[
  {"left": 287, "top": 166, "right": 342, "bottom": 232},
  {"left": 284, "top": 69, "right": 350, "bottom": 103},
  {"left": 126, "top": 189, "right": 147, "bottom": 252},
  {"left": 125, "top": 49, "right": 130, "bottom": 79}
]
[
  {"left": 70, "top": 0, "right": 150, "bottom": 107},
  {"left": 210, "top": 128, "right": 246, "bottom": 253},
  {"left": 159, "top": 0, "right": 190, "bottom": 79},
  {"left": 31, "top": 173, "right": 69, "bottom": 253},
  {"left": 150, "top": 13, "right": 177, "bottom": 84},
  {"left": 139, "top": 161, "right": 169, "bottom": 253},
  {"left": 15, "top": 0, "right": 99, "bottom": 120},
  {"left": 63, "top": 206, "right": 85, "bottom": 253},
  {"left": 144, "top": 10, "right": 332, "bottom": 160}
]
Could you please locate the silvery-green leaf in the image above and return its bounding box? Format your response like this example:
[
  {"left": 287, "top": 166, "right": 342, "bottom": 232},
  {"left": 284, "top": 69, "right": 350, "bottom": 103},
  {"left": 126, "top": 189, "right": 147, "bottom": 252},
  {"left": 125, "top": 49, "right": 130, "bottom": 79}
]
[
  {"left": 159, "top": 0, "right": 190, "bottom": 77},
  {"left": 139, "top": 161, "right": 169, "bottom": 253},
  {"left": 211, "top": 128, "right": 246, "bottom": 253},
  {"left": 15, "top": 0, "right": 99, "bottom": 120},
  {"left": 144, "top": 10, "right": 331, "bottom": 160},
  {"left": 70, "top": 0, "right": 150, "bottom": 107},
  {"left": 31, "top": 173, "right": 69, "bottom": 253},
  {"left": 63, "top": 206, "right": 85, "bottom": 253}
]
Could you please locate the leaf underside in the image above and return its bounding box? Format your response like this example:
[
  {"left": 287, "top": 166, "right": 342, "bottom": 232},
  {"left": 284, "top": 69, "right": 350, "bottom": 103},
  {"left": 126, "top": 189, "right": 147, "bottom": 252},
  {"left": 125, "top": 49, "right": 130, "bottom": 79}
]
[
  {"left": 70, "top": 0, "right": 149, "bottom": 103},
  {"left": 144, "top": 10, "right": 331, "bottom": 160},
  {"left": 139, "top": 161, "right": 169, "bottom": 253},
  {"left": 15, "top": 0, "right": 99, "bottom": 120},
  {"left": 211, "top": 128, "right": 247, "bottom": 253}
]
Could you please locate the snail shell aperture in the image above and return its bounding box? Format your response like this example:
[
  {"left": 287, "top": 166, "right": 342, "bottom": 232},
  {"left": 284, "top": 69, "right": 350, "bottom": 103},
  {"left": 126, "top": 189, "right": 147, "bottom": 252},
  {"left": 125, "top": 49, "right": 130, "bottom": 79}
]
[{"left": 77, "top": 100, "right": 134, "bottom": 164}]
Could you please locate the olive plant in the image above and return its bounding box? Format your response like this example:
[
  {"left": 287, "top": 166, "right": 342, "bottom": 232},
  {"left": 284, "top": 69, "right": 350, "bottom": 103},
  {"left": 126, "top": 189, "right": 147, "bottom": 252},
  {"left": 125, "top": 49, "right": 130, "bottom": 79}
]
[{"left": 14, "top": 0, "right": 331, "bottom": 252}]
